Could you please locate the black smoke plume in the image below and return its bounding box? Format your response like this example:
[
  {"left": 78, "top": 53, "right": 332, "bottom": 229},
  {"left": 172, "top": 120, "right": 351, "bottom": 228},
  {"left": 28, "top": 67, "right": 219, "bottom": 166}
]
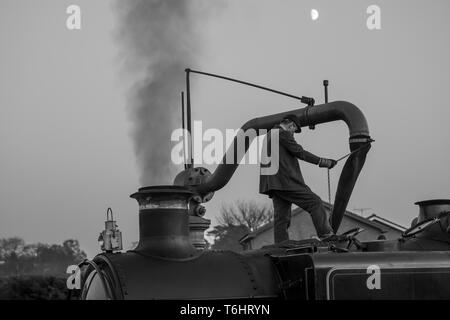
[{"left": 115, "top": 0, "right": 209, "bottom": 185}]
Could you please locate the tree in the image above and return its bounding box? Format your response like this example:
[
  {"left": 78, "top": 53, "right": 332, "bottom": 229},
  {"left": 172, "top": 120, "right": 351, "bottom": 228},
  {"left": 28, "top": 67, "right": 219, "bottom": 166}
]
[
  {"left": 208, "top": 200, "right": 273, "bottom": 252},
  {"left": 0, "top": 237, "right": 25, "bottom": 259},
  {"left": 0, "top": 276, "right": 67, "bottom": 300},
  {"left": 0, "top": 238, "right": 87, "bottom": 277},
  {"left": 217, "top": 200, "right": 273, "bottom": 232},
  {"left": 62, "top": 239, "right": 86, "bottom": 262}
]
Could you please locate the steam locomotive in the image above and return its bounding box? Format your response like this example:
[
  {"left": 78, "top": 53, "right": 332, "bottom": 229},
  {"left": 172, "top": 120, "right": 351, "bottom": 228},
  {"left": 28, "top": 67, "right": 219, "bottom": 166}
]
[{"left": 78, "top": 100, "right": 450, "bottom": 300}]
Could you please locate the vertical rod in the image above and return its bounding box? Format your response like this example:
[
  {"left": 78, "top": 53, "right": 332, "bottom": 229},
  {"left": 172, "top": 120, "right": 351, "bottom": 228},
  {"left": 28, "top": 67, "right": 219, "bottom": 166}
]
[
  {"left": 327, "top": 169, "right": 331, "bottom": 205},
  {"left": 181, "top": 92, "right": 187, "bottom": 170},
  {"left": 324, "top": 80, "right": 332, "bottom": 208},
  {"left": 186, "top": 69, "right": 193, "bottom": 168}
]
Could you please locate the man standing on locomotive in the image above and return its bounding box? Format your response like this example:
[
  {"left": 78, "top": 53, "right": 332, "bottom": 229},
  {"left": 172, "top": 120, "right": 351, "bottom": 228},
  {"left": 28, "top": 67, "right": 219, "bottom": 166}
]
[{"left": 260, "top": 114, "right": 337, "bottom": 243}]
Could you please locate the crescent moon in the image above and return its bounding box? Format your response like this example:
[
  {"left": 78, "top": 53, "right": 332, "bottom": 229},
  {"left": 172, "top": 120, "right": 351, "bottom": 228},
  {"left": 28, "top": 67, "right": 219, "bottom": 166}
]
[{"left": 311, "top": 9, "right": 319, "bottom": 21}]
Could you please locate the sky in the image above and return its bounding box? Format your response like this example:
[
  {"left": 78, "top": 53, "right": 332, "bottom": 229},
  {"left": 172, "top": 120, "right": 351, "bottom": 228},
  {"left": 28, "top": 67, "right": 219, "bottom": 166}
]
[{"left": 1, "top": 0, "right": 449, "bottom": 257}]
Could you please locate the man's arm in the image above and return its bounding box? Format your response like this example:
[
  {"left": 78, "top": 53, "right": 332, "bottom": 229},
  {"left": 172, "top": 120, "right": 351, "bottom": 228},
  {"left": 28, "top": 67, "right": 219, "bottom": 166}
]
[{"left": 279, "top": 130, "right": 321, "bottom": 165}]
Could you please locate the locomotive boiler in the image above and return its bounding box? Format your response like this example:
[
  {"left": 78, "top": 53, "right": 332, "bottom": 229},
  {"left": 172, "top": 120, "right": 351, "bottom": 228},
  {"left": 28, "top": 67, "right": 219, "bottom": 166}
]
[
  {"left": 77, "top": 82, "right": 450, "bottom": 299},
  {"left": 79, "top": 184, "right": 450, "bottom": 300},
  {"left": 78, "top": 186, "right": 450, "bottom": 300}
]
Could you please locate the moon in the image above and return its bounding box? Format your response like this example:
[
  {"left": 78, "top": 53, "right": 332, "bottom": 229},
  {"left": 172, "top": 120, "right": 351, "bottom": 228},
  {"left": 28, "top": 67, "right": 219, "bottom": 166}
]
[{"left": 311, "top": 9, "right": 319, "bottom": 21}]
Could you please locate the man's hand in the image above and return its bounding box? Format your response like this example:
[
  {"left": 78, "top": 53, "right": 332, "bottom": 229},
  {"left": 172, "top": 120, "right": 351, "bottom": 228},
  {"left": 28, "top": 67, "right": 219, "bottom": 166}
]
[{"left": 319, "top": 158, "right": 337, "bottom": 169}]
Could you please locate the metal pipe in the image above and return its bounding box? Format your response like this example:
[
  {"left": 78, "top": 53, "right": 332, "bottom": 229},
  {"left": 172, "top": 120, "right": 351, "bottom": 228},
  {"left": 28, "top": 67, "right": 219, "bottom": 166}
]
[
  {"left": 185, "top": 69, "right": 193, "bottom": 168},
  {"left": 192, "top": 100, "right": 372, "bottom": 232},
  {"left": 188, "top": 68, "right": 314, "bottom": 105},
  {"left": 181, "top": 92, "right": 187, "bottom": 170},
  {"left": 327, "top": 169, "right": 331, "bottom": 205},
  {"left": 324, "top": 80, "right": 331, "bottom": 206},
  {"left": 195, "top": 100, "right": 369, "bottom": 192}
]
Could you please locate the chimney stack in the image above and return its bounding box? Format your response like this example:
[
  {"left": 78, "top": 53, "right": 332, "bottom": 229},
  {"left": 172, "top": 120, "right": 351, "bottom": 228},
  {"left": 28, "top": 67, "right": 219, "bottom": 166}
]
[{"left": 130, "top": 186, "right": 197, "bottom": 259}]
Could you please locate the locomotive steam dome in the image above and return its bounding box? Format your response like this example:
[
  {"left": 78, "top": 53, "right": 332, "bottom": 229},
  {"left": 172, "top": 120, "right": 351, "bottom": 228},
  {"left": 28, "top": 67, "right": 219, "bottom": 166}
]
[
  {"left": 416, "top": 199, "right": 450, "bottom": 222},
  {"left": 398, "top": 199, "right": 450, "bottom": 247}
]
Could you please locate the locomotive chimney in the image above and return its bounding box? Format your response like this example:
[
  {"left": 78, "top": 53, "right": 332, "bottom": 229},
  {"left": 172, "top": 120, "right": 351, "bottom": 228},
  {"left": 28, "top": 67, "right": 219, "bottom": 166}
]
[{"left": 130, "top": 186, "right": 197, "bottom": 259}]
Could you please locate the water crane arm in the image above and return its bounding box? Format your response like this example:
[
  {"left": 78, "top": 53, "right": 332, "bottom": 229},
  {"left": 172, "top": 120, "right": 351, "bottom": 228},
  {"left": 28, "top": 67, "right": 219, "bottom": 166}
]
[
  {"left": 187, "top": 69, "right": 315, "bottom": 105},
  {"left": 176, "top": 69, "right": 372, "bottom": 232},
  {"left": 183, "top": 101, "right": 372, "bottom": 232}
]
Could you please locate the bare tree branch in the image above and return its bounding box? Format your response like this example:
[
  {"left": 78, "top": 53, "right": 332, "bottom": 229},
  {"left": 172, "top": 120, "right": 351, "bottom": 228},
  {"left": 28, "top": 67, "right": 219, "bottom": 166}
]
[
  {"left": 217, "top": 200, "right": 273, "bottom": 232},
  {"left": 208, "top": 200, "right": 274, "bottom": 251}
]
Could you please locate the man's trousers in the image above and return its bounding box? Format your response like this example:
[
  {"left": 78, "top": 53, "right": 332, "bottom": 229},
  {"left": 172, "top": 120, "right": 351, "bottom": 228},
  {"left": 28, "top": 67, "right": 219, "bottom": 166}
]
[{"left": 270, "top": 187, "right": 333, "bottom": 243}]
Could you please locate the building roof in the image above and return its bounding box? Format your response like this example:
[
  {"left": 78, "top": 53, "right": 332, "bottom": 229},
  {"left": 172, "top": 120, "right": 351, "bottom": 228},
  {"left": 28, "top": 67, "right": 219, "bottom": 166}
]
[
  {"left": 366, "top": 213, "right": 407, "bottom": 232},
  {"left": 239, "top": 202, "right": 404, "bottom": 244}
]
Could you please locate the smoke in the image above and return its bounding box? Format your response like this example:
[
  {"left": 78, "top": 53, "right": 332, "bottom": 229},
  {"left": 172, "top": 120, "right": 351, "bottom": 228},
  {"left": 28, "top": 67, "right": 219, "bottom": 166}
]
[{"left": 115, "top": 0, "right": 212, "bottom": 186}]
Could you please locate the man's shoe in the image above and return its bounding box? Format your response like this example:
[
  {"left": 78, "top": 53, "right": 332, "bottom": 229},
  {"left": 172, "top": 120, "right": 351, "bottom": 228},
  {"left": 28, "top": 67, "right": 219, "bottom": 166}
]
[{"left": 320, "top": 233, "right": 340, "bottom": 242}]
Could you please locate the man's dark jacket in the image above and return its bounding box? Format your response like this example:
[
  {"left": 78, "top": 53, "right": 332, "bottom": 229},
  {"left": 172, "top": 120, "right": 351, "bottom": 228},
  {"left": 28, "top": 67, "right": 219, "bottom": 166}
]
[{"left": 259, "top": 125, "right": 321, "bottom": 195}]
